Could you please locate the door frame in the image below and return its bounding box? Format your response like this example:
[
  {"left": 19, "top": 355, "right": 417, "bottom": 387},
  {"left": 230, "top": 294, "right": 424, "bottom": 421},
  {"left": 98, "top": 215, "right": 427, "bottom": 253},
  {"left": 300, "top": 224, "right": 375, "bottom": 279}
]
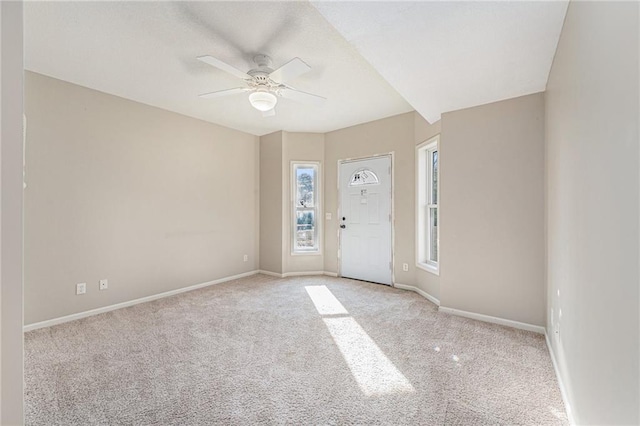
[{"left": 337, "top": 152, "right": 395, "bottom": 286}]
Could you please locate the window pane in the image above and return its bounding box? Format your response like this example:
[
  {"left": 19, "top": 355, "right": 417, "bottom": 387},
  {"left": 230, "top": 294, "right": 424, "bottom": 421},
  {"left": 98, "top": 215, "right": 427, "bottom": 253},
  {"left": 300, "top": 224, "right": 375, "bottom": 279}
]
[
  {"left": 349, "top": 168, "right": 380, "bottom": 186},
  {"left": 417, "top": 139, "right": 439, "bottom": 268},
  {"left": 431, "top": 151, "right": 438, "bottom": 204},
  {"left": 296, "top": 210, "right": 316, "bottom": 249},
  {"left": 429, "top": 207, "right": 438, "bottom": 262},
  {"left": 296, "top": 167, "right": 315, "bottom": 208}
]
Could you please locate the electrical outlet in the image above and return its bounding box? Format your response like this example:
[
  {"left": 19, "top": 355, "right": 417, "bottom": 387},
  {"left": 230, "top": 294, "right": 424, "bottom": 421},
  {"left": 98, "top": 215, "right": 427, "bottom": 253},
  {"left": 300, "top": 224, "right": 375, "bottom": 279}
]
[
  {"left": 76, "top": 283, "right": 86, "bottom": 295},
  {"left": 243, "top": 254, "right": 248, "bottom": 262},
  {"left": 99, "top": 279, "right": 108, "bottom": 291},
  {"left": 402, "top": 263, "right": 409, "bottom": 272}
]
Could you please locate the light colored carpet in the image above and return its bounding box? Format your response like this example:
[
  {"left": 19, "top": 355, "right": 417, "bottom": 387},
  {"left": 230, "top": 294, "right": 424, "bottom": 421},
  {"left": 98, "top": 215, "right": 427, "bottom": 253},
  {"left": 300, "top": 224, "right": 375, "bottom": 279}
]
[{"left": 25, "top": 274, "right": 567, "bottom": 425}]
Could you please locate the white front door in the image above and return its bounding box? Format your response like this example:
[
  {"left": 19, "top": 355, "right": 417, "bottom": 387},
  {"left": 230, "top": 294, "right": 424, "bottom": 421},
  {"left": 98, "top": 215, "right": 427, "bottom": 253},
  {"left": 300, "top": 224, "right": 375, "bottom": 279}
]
[{"left": 339, "top": 156, "right": 392, "bottom": 285}]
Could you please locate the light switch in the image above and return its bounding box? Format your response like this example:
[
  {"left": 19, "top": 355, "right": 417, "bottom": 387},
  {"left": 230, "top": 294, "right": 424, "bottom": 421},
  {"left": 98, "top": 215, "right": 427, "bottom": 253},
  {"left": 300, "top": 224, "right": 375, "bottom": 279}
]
[{"left": 325, "top": 213, "right": 332, "bottom": 220}]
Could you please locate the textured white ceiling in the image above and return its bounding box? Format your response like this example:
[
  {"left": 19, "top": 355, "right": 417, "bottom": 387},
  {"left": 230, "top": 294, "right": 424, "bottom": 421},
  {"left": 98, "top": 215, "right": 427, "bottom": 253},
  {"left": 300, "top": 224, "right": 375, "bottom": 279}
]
[
  {"left": 24, "top": 1, "right": 413, "bottom": 136},
  {"left": 25, "top": 1, "right": 568, "bottom": 134},
  {"left": 311, "top": 1, "right": 569, "bottom": 123}
]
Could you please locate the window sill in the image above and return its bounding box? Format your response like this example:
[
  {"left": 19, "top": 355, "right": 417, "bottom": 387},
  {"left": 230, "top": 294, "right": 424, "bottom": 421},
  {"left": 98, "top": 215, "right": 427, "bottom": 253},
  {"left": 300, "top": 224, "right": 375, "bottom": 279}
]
[
  {"left": 291, "top": 251, "right": 322, "bottom": 256},
  {"left": 416, "top": 262, "right": 439, "bottom": 276}
]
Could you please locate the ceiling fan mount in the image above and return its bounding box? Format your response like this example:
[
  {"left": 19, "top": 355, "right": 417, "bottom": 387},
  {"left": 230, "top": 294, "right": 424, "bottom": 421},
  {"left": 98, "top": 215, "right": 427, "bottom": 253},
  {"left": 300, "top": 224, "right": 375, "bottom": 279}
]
[
  {"left": 197, "top": 53, "right": 325, "bottom": 117},
  {"left": 251, "top": 54, "right": 273, "bottom": 70}
]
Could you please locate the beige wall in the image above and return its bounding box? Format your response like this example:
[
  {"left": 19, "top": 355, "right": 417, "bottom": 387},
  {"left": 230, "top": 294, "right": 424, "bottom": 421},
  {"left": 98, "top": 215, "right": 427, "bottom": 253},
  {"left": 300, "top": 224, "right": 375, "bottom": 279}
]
[
  {"left": 282, "top": 132, "right": 325, "bottom": 273},
  {"left": 545, "top": 1, "right": 639, "bottom": 424},
  {"left": 414, "top": 113, "right": 441, "bottom": 299},
  {"left": 1, "top": 1, "right": 25, "bottom": 423},
  {"left": 259, "top": 131, "right": 283, "bottom": 274},
  {"left": 324, "top": 112, "right": 417, "bottom": 282},
  {"left": 439, "top": 93, "right": 546, "bottom": 327},
  {"left": 24, "top": 72, "right": 259, "bottom": 325}
]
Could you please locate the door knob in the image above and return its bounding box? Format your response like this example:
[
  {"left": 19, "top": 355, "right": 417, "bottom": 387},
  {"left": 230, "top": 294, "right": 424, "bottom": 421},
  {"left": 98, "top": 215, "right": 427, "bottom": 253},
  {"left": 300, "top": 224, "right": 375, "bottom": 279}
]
[{"left": 340, "top": 224, "right": 346, "bottom": 229}]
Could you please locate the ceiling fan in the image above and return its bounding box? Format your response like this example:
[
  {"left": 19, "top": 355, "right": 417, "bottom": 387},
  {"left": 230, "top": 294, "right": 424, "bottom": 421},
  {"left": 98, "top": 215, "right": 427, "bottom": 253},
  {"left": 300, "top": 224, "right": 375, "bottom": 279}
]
[{"left": 197, "top": 54, "right": 326, "bottom": 117}]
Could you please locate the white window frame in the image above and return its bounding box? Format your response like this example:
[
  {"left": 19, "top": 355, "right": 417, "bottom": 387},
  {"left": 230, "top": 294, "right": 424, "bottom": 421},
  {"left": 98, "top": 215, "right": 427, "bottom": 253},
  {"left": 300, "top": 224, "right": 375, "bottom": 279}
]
[
  {"left": 291, "top": 161, "right": 321, "bottom": 255},
  {"left": 416, "top": 136, "right": 439, "bottom": 275}
]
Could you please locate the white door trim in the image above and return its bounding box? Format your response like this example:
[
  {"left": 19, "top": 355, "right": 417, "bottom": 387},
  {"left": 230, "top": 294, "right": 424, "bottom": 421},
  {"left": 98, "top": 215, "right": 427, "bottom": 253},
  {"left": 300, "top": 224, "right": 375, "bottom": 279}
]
[{"left": 337, "top": 152, "right": 395, "bottom": 285}]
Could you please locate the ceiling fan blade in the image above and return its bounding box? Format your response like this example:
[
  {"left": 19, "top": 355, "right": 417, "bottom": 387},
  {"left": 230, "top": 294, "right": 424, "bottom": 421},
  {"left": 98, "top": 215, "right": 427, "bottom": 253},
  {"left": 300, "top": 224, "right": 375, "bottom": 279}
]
[
  {"left": 269, "top": 57, "right": 311, "bottom": 84},
  {"left": 198, "top": 87, "right": 249, "bottom": 99},
  {"left": 197, "top": 55, "right": 250, "bottom": 80},
  {"left": 280, "top": 87, "right": 326, "bottom": 106},
  {"left": 262, "top": 109, "right": 276, "bottom": 117}
]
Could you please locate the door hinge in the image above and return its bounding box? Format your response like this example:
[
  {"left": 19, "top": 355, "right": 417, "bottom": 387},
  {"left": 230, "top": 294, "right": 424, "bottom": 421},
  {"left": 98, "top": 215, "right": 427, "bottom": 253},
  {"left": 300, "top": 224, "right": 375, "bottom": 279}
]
[{"left": 389, "top": 261, "right": 393, "bottom": 270}]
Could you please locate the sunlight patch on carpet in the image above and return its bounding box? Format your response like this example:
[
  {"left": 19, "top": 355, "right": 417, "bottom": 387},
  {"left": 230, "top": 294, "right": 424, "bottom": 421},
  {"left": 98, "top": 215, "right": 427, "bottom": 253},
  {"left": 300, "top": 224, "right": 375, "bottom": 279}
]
[
  {"left": 305, "top": 285, "right": 349, "bottom": 315},
  {"left": 323, "top": 317, "right": 415, "bottom": 396},
  {"left": 305, "top": 285, "right": 414, "bottom": 396}
]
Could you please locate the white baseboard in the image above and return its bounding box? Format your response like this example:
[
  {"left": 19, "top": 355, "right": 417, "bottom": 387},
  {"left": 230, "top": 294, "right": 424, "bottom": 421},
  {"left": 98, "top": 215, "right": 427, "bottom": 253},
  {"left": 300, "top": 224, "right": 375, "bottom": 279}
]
[
  {"left": 258, "top": 270, "right": 337, "bottom": 278},
  {"left": 283, "top": 271, "right": 327, "bottom": 278},
  {"left": 391, "top": 283, "right": 545, "bottom": 335},
  {"left": 545, "top": 331, "right": 575, "bottom": 425},
  {"left": 24, "top": 270, "right": 259, "bottom": 332},
  {"left": 394, "top": 283, "right": 440, "bottom": 306},
  {"left": 258, "top": 270, "right": 283, "bottom": 278},
  {"left": 438, "top": 306, "right": 545, "bottom": 334}
]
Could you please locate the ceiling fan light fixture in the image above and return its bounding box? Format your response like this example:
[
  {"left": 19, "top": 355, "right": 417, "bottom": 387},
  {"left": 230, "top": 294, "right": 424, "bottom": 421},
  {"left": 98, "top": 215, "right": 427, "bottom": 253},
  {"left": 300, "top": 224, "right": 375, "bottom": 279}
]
[{"left": 249, "top": 91, "right": 278, "bottom": 112}]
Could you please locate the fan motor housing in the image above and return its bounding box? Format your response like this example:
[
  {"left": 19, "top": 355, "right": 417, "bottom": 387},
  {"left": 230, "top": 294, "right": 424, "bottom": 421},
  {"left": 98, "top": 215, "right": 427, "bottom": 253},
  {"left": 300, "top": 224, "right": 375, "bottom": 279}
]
[{"left": 247, "top": 68, "right": 284, "bottom": 95}]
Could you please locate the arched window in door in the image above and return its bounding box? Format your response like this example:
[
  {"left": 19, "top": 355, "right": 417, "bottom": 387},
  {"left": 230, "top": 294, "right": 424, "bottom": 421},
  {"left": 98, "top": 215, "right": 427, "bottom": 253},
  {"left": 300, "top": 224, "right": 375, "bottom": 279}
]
[{"left": 349, "top": 169, "right": 379, "bottom": 186}]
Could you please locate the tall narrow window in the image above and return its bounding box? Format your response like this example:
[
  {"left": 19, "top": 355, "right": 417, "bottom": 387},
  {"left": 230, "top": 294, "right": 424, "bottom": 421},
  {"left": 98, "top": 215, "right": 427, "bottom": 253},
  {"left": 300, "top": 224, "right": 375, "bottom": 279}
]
[
  {"left": 417, "top": 136, "right": 439, "bottom": 273},
  {"left": 292, "top": 162, "right": 320, "bottom": 253}
]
